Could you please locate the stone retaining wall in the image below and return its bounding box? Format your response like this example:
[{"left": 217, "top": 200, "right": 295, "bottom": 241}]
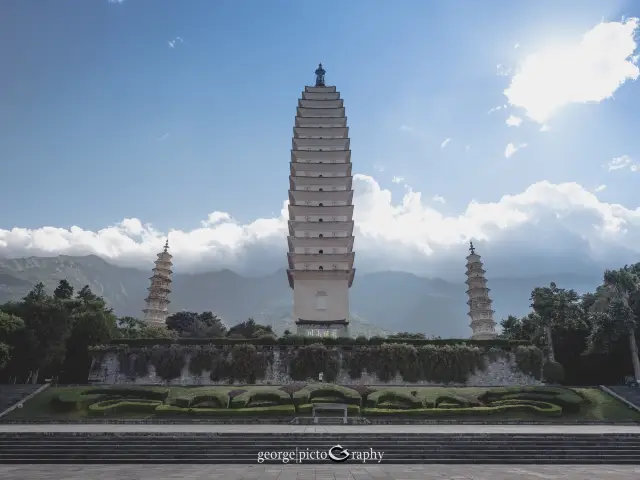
[{"left": 88, "top": 347, "right": 541, "bottom": 386}]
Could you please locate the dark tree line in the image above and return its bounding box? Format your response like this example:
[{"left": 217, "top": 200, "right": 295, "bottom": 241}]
[
  {"left": 499, "top": 264, "right": 640, "bottom": 385},
  {"left": 0, "top": 280, "right": 274, "bottom": 384},
  {"left": 1, "top": 262, "right": 639, "bottom": 385}
]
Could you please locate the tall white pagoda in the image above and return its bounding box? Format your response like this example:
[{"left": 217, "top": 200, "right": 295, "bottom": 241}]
[
  {"left": 465, "top": 241, "right": 497, "bottom": 339},
  {"left": 286, "top": 64, "right": 355, "bottom": 338},
  {"left": 143, "top": 239, "right": 173, "bottom": 327}
]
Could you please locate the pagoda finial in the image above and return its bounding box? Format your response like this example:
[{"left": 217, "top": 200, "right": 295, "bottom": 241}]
[
  {"left": 163, "top": 238, "right": 169, "bottom": 253},
  {"left": 469, "top": 241, "right": 475, "bottom": 255},
  {"left": 315, "top": 63, "right": 326, "bottom": 87}
]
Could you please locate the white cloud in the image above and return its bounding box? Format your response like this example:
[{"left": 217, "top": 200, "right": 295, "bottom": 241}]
[
  {"left": 399, "top": 125, "right": 413, "bottom": 132},
  {"left": 505, "top": 142, "right": 527, "bottom": 158},
  {"left": 540, "top": 125, "right": 551, "bottom": 132},
  {"left": 465, "top": 145, "right": 471, "bottom": 152},
  {"left": 496, "top": 64, "right": 512, "bottom": 77},
  {"left": 432, "top": 195, "right": 446, "bottom": 204},
  {"left": 391, "top": 176, "right": 405, "bottom": 184},
  {"left": 440, "top": 138, "right": 451, "bottom": 149},
  {"left": 504, "top": 18, "right": 640, "bottom": 124},
  {"left": 2, "top": 175, "right": 640, "bottom": 279},
  {"left": 506, "top": 115, "right": 523, "bottom": 127},
  {"left": 595, "top": 185, "right": 607, "bottom": 192},
  {"left": 107, "top": 0, "right": 125, "bottom": 3},
  {"left": 606, "top": 154, "right": 639, "bottom": 172},
  {"left": 488, "top": 106, "right": 503, "bottom": 114},
  {"left": 514, "top": 43, "right": 520, "bottom": 50},
  {"left": 168, "top": 37, "right": 184, "bottom": 49}
]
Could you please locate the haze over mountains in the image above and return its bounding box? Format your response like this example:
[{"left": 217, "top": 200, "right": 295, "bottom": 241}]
[{"left": 0, "top": 254, "right": 604, "bottom": 338}]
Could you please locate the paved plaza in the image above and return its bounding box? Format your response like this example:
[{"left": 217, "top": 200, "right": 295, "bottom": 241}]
[{"left": 1, "top": 464, "right": 640, "bottom": 479}]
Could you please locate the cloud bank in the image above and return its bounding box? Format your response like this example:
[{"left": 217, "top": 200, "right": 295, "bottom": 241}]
[
  {"left": 504, "top": 18, "right": 639, "bottom": 124},
  {"left": 1, "top": 175, "right": 639, "bottom": 280}
]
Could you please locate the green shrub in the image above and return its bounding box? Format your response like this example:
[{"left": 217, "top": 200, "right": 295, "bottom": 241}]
[
  {"left": 543, "top": 361, "right": 565, "bottom": 383},
  {"left": 363, "top": 402, "right": 561, "bottom": 417},
  {"left": 189, "top": 405, "right": 295, "bottom": 416},
  {"left": 289, "top": 344, "right": 340, "bottom": 382},
  {"left": 155, "top": 404, "right": 191, "bottom": 416},
  {"left": 230, "top": 389, "right": 291, "bottom": 408},
  {"left": 156, "top": 404, "right": 295, "bottom": 416},
  {"left": 293, "top": 385, "right": 361, "bottom": 406},
  {"left": 52, "top": 391, "right": 106, "bottom": 412},
  {"left": 173, "top": 391, "right": 229, "bottom": 409},
  {"left": 297, "top": 403, "right": 360, "bottom": 415},
  {"left": 117, "top": 348, "right": 151, "bottom": 378},
  {"left": 84, "top": 386, "right": 169, "bottom": 401},
  {"left": 88, "top": 399, "right": 161, "bottom": 416},
  {"left": 478, "top": 386, "right": 584, "bottom": 414},
  {"left": 365, "top": 390, "right": 423, "bottom": 409},
  {"left": 514, "top": 345, "right": 544, "bottom": 379},
  {"left": 226, "top": 344, "right": 266, "bottom": 383},
  {"left": 150, "top": 345, "right": 187, "bottom": 381},
  {"left": 188, "top": 345, "right": 219, "bottom": 376},
  {"left": 432, "top": 394, "right": 477, "bottom": 408}
]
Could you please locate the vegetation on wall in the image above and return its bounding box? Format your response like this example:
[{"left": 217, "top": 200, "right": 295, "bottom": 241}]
[{"left": 105, "top": 341, "right": 542, "bottom": 383}]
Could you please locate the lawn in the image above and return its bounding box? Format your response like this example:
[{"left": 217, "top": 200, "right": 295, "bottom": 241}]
[{"left": 4, "top": 384, "right": 640, "bottom": 423}]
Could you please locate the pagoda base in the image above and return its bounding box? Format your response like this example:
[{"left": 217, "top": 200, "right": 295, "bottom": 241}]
[{"left": 296, "top": 319, "right": 349, "bottom": 338}]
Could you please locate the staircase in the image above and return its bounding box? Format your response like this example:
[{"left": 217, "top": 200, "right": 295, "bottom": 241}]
[
  {"left": 0, "top": 385, "right": 42, "bottom": 415},
  {"left": 608, "top": 386, "right": 640, "bottom": 410},
  {"left": 1, "top": 433, "right": 640, "bottom": 464}
]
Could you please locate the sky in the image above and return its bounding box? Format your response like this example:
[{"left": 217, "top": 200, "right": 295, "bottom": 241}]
[{"left": 1, "top": 0, "right": 639, "bottom": 281}]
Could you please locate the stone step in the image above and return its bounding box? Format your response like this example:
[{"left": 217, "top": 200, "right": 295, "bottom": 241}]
[{"left": 1, "top": 433, "right": 640, "bottom": 464}]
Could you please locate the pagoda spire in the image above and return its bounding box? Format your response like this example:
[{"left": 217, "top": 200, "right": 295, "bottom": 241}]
[
  {"left": 465, "top": 241, "right": 497, "bottom": 340},
  {"left": 143, "top": 238, "right": 173, "bottom": 327}
]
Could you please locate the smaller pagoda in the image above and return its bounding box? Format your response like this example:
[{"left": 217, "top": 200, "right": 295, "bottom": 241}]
[
  {"left": 465, "top": 241, "right": 497, "bottom": 339},
  {"left": 143, "top": 239, "right": 173, "bottom": 327}
]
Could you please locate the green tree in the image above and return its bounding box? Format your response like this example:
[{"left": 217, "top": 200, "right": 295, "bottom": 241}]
[
  {"left": 588, "top": 267, "right": 640, "bottom": 381},
  {"left": 530, "top": 282, "right": 581, "bottom": 362},
  {"left": 0, "top": 311, "right": 25, "bottom": 370},
  {"left": 62, "top": 309, "right": 117, "bottom": 382},
  {"left": 53, "top": 279, "right": 74, "bottom": 300},
  {"left": 227, "top": 318, "right": 273, "bottom": 338}
]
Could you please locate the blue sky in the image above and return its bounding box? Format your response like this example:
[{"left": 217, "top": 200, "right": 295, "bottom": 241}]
[{"left": 1, "top": 0, "right": 639, "bottom": 278}]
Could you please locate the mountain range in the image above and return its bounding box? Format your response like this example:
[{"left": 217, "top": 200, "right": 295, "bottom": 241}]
[{"left": 0, "top": 255, "right": 604, "bottom": 337}]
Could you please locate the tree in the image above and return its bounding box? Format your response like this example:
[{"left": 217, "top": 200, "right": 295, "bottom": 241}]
[
  {"left": 62, "top": 309, "right": 116, "bottom": 382},
  {"left": 530, "top": 282, "right": 581, "bottom": 362},
  {"left": 227, "top": 318, "right": 273, "bottom": 338},
  {"left": 388, "top": 332, "right": 426, "bottom": 340},
  {"left": 0, "top": 311, "right": 25, "bottom": 370},
  {"left": 588, "top": 267, "right": 640, "bottom": 381},
  {"left": 165, "top": 311, "right": 226, "bottom": 338},
  {"left": 53, "top": 280, "right": 74, "bottom": 300},
  {"left": 77, "top": 285, "right": 98, "bottom": 303}
]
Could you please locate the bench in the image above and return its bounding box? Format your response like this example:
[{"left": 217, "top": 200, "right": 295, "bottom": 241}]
[{"left": 311, "top": 403, "right": 348, "bottom": 424}]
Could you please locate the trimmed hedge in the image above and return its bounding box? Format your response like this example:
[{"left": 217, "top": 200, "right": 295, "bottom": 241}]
[
  {"left": 84, "top": 387, "right": 169, "bottom": 401},
  {"left": 173, "top": 392, "right": 229, "bottom": 409},
  {"left": 230, "top": 389, "right": 291, "bottom": 409},
  {"left": 297, "top": 403, "right": 360, "bottom": 415},
  {"left": 53, "top": 391, "right": 107, "bottom": 411},
  {"left": 293, "top": 385, "right": 361, "bottom": 406},
  {"left": 365, "top": 390, "right": 423, "bottom": 409},
  {"left": 155, "top": 404, "right": 295, "bottom": 416},
  {"left": 88, "top": 399, "right": 161, "bottom": 416},
  {"left": 363, "top": 402, "right": 562, "bottom": 417}
]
